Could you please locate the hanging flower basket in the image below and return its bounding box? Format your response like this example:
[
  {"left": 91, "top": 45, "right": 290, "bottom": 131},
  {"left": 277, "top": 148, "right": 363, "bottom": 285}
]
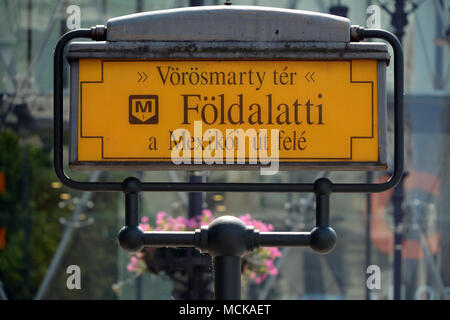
[{"left": 117, "top": 210, "right": 282, "bottom": 299}]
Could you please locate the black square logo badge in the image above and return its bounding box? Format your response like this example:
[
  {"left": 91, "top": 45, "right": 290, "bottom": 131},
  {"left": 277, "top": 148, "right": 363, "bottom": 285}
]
[{"left": 129, "top": 95, "right": 158, "bottom": 124}]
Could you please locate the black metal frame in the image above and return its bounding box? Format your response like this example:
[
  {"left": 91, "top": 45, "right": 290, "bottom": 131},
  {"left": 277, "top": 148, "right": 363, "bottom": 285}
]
[
  {"left": 54, "top": 28, "right": 403, "bottom": 194},
  {"left": 54, "top": 25, "right": 403, "bottom": 300}
]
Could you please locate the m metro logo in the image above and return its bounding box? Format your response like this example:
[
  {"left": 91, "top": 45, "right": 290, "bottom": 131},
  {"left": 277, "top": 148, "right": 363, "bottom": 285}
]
[{"left": 129, "top": 95, "right": 158, "bottom": 124}]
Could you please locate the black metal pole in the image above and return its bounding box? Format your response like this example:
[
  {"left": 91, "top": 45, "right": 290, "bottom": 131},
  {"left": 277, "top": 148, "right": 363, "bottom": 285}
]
[
  {"left": 329, "top": 3, "right": 348, "bottom": 18},
  {"left": 27, "top": 0, "right": 32, "bottom": 69},
  {"left": 189, "top": 0, "right": 204, "bottom": 6},
  {"left": 391, "top": 0, "right": 408, "bottom": 44},
  {"left": 351, "top": 27, "right": 405, "bottom": 300},
  {"left": 188, "top": 172, "right": 204, "bottom": 218},
  {"left": 434, "top": 0, "right": 444, "bottom": 89},
  {"left": 187, "top": 171, "right": 208, "bottom": 299},
  {"left": 21, "top": 133, "right": 30, "bottom": 292},
  {"left": 365, "top": 171, "right": 373, "bottom": 300},
  {"left": 125, "top": 191, "right": 139, "bottom": 227},
  {"left": 389, "top": 4, "right": 407, "bottom": 299},
  {"left": 23, "top": 0, "right": 33, "bottom": 288},
  {"left": 258, "top": 232, "right": 310, "bottom": 247},
  {"left": 136, "top": 274, "right": 142, "bottom": 300},
  {"left": 315, "top": 192, "right": 330, "bottom": 227},
  {"left": 392, "top": 174, "right": 406, "bottom": 300},
  {"left": 136, "top": 0, "right": 143, "bottom": 13},
  {"left": 214, "top": 256, "right": 241, "bottom": 300}
]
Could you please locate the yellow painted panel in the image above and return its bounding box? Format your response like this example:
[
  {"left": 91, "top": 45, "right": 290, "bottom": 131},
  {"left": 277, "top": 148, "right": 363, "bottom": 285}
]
[{"left": 74, "top": 59, "right": 380, "bottom": 168}]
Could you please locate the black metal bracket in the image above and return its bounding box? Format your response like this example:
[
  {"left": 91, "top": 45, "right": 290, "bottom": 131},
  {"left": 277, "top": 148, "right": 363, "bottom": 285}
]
[
  {"left": 54, "top": 24, "right": 404, "bottom": 300},
  {"left": 117, "top": 177, "right": 336, "bottom": 252},
  {"left": 117, "top": 183, "right": 336, "bottom": 299}
]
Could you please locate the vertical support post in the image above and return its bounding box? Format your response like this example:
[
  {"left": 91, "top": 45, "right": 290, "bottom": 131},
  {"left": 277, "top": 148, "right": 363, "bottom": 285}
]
[
  {"left": 189, "top": 0, "right": 204, "bottom": 6},
  {"left": 125, "top": 191, "right": 139, "bottom": 227},
  {"left": 328, "top": 2, "right": 349, "bottom": 18},
  {"left": 188, "top": 171, "right": 204, "bottom": 218},
  {"left": 187, "top": 171, "right": 208, "bottom": 300},
  {"left": 118, "top": 177, "right": 144, "bottom": 253},
  {"left": 365, "top": 171, "right": 373, "bottom": 300},
  {"left": 434, "top": 0, "right": 444, "bottom": 89},
  {"left": 136, "top": 274, "right": 142, "bottom": 300},
  {"left": 136, "top": 0, "right": 143, "bottom": 13},
  {"left": 393, "top": 173, "right": 407, "bottom": 300},
  {"left": 315, "top": 191, "right": 330, "bottom": 227},
  {"left": 214, "top": 256, "right": 241, "bottom": 300},
  {"left": 60, "top": 0, "right": 69, "bottom": 89},
  {"left": 206, "top": 216, "right": 248, "bottom": 300},
  {"left": 27, "top": 0, "right": 32, "bottom": 69},
  {"left": 123, "top": 175, "right": 143, "bottom": 299},
  {"left": 358, "top": 26, "right": 405, "bottom": 301},
  {"left": 392, "top": 0, "right": 407, "bottom": 44},
  {"left": 22, "top": 133, "right": 31, "bottom": 291},
  {"left": 311, "top": 178, "right": 337, "bottom": 254},
  {"left": 314, "top": 177, "right": 332, "bottom": 228}
]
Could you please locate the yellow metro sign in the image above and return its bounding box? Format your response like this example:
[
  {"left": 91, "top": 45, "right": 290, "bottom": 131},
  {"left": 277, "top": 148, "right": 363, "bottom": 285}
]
[{"left": 70, "top": 59, "right": 384, "bottom": 170}]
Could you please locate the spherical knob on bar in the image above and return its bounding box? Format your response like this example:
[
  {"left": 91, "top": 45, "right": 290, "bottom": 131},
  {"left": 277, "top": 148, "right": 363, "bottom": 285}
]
[
  {"left": 121, "top": 177, "right": 141, "bottom": 194},
  {"left": 118, "top": 225, "right": 144, "bottom": 252},
  {"left": 310, "top": 226, "right": 337, "bottom": 253},
  {"left": 313, "top": 177, "right": 333, "bottom": 194},
  {"left": 207, "top": 216, "right": 249, "bottom": 257}
]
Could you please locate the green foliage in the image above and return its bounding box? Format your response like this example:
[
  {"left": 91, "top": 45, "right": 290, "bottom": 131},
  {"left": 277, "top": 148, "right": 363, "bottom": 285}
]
[
  {"left": 0, "top": 129, "right": 67, "bottom": 299},
  {"left": 0, "top": 129, "right": 120, "bottom": 300}
]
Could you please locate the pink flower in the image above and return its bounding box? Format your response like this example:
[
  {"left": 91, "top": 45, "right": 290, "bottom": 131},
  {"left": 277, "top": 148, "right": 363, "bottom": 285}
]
[
  {"left": 255, "top": 274, "right": 267, "bottom": 284},
  {"left": 156, "top": 211, "right": 167, "bottom": 225},
  {"left": 202, "top": 209, "right": 212, "bottom": 219},
  {"left": 141, "top": 216, "right": 149, "bottom": 223},
  {"left": 265, "top": 259, "right": 279, "bottom": 276},
  {"left": 239, "top": 214, "right": 252, "bottom": 225},
  {"left": 186, "top": 218, "right": 197, "bottom": 229},
  {"left": 175, "top": 216, "right": 188, "bottom": 226},
  {"left": 269, "top": 247, "right": 282, "bottom": 258},
  {"left": 269, "top": 268, "right": 278, "bottom": 276}
]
